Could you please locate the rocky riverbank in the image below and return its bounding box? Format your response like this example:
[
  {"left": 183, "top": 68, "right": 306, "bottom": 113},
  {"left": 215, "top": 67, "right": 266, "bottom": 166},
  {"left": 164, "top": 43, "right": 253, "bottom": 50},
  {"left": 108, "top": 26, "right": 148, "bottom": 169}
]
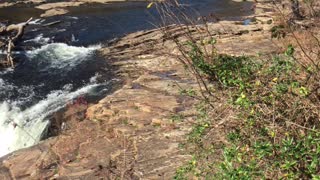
[
  {"left": 0, "top": 0, "right": 153, "bottom": 17},
  {"left": 0, "top": 0, "right": 279, "bottom": 179}
]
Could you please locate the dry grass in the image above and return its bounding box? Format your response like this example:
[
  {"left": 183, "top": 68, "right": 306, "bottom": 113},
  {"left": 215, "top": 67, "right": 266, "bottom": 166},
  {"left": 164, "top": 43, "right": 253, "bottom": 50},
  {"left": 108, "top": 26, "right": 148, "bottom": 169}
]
[{"left": 149, "top": 0, "right": 320, "bottom": 179}]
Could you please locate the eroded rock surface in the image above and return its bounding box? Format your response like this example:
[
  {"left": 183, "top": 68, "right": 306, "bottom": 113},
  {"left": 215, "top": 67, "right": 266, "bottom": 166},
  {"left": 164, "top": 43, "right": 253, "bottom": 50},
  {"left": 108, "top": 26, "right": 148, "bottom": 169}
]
[{"left": 0, "top": 1, "right": 279, "bottom": 179}]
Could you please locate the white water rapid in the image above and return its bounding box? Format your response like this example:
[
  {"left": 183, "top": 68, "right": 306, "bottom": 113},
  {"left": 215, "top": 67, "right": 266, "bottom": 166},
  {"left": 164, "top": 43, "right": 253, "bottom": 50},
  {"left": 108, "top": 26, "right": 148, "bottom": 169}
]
[{"left": 0, "top": 42, "right": 103, "bottom": 157}]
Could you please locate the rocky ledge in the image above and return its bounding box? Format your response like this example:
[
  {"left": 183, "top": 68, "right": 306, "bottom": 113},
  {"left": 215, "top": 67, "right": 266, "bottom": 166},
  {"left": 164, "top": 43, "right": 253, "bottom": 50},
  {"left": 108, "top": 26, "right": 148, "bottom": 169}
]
[
  {"left": 0, "top": 0, "right": 153, "bottom": 17},
  {"left": 0, "top": 1, "right": 279, "bottom": 179}
]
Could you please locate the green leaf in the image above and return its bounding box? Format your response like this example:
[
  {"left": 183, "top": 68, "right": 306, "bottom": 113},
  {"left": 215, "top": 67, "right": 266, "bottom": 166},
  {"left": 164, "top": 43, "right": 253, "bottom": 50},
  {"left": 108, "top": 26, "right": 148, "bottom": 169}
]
[{"left": 285, "top": 44, "right": 295, "bottom": 57}]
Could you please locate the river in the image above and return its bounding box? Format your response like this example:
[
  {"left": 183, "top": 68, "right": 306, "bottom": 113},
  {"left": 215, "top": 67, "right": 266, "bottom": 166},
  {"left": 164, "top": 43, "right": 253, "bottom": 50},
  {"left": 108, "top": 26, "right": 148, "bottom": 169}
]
[{"left": 0, "top": 0, "right": 252, "bottom": 157}]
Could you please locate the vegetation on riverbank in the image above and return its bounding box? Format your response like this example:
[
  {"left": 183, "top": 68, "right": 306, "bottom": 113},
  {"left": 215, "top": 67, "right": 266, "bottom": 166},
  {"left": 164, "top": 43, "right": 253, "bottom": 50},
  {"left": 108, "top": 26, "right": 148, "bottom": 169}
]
[
  {"left": 175, "top": 50, "right": 320, "bottom": 179},
  {"left": 155, "top": 0, "right": 320, "bottom": 179}
]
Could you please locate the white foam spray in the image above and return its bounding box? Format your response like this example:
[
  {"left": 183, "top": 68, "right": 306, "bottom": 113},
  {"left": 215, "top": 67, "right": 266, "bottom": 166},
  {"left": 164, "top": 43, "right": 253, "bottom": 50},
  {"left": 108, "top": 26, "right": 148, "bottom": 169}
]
[{"left": 0, "top": 43, "right": 103, "bottom": 157}]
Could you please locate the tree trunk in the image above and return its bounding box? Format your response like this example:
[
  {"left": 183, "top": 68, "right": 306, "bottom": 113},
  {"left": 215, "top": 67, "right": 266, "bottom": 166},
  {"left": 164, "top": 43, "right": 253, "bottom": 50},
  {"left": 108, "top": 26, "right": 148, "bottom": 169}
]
[
  {"left": 0, "top": 17, "right": 33, "bottom": 68},
  {"left": 0, "top": 17, "right": 33, "bottom": 42}
]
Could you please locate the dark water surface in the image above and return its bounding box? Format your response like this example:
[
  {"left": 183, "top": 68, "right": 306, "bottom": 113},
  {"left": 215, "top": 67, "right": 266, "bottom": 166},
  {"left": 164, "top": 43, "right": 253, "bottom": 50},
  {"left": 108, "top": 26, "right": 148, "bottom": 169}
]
[{"left": 0, "top": 0, "right": 253, "bottom": 45}]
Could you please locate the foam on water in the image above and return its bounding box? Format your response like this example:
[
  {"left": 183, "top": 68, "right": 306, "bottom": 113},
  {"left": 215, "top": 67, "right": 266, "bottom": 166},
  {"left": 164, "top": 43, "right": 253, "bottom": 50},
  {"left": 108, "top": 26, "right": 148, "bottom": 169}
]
[
  {"left": 26, "top": 43, "right": 101, "bottom": 70},
  {"left": 0, "top": 79, "right": 105, "bottom": 157},
  {"left": 24, "top": 34, "right": 52, "bottom": 44},
  {"left": 0, "top": 43, "right": 104, "bottom": 157}
]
